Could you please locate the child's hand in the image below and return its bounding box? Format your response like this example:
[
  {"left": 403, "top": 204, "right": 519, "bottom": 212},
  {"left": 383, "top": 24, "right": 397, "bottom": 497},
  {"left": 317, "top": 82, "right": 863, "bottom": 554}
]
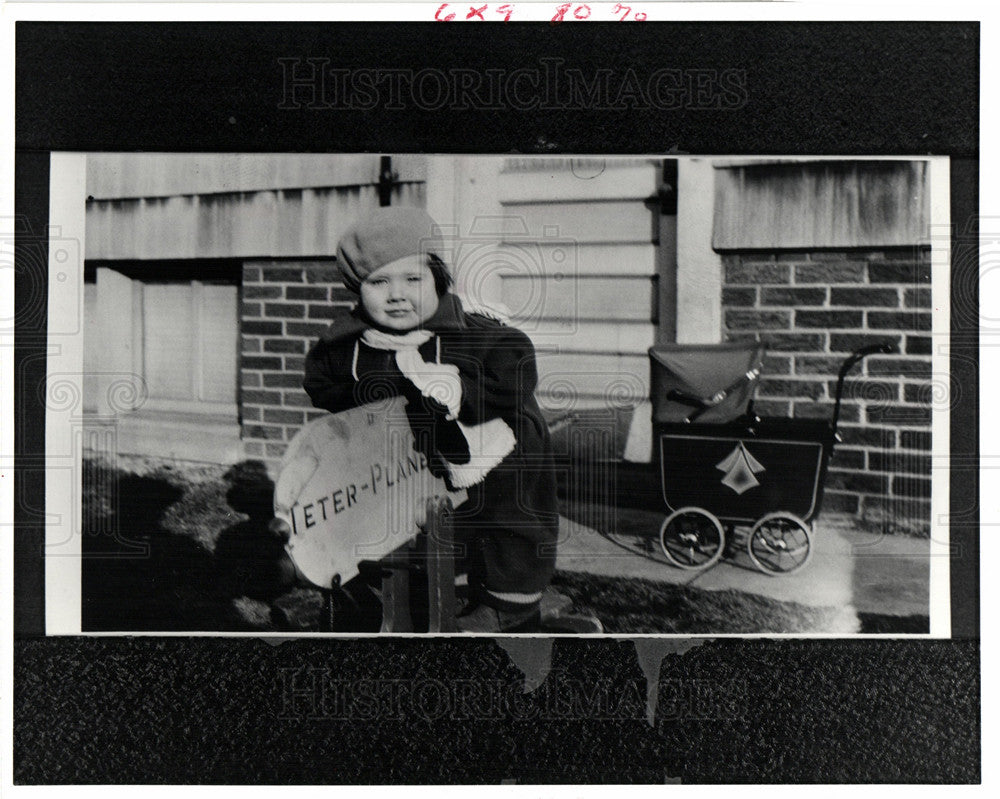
[{"left": 395, "top": 348, "right": 463, "bottom": 419}]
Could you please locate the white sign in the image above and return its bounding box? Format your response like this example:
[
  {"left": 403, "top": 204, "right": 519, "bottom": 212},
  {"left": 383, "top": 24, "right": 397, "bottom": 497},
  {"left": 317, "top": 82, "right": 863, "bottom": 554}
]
[{"left": 274, "top": 397, "right": 466, "bottom": 588}]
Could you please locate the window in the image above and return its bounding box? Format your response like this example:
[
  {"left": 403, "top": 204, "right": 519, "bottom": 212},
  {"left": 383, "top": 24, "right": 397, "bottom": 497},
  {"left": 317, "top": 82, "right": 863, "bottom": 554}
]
[
  {"left": 139, "top": 280, "right": 238, "bottom": 414},
  {"left": 85, "top": 260, "right": 240, "bottom": 422}
]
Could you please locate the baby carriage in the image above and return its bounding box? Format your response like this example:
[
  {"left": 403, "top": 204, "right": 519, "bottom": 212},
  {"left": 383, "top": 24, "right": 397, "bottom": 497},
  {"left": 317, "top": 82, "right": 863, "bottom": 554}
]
[{"left": 649, "top": 339, "right": 894, "bottom": 575}]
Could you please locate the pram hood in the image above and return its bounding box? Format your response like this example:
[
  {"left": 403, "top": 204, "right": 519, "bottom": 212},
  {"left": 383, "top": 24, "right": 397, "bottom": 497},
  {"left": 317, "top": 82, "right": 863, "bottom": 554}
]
[{"left": 649, "top": 339, "right": 765, "bottom": 424}]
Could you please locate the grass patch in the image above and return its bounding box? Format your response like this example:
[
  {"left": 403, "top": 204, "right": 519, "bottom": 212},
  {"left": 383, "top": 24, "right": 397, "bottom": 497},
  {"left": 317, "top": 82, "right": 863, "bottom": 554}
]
[
  {"left": 80, "top": 455, "right": 925, "bottom": 635},
  {"left": 551, "top": 570, "right": 841, "bottom": 634}
]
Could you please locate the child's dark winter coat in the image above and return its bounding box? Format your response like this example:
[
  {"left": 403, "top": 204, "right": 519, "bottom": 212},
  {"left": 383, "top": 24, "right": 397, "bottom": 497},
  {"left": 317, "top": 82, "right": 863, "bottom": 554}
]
[{"left": 303, "top": 293, "right": 558, "bottom": 605}]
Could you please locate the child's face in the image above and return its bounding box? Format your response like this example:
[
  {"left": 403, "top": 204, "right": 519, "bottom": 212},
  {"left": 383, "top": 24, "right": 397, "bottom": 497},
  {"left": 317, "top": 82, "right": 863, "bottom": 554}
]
[{"left": 359, "top": 255, "right": 440, "bottom": 331}]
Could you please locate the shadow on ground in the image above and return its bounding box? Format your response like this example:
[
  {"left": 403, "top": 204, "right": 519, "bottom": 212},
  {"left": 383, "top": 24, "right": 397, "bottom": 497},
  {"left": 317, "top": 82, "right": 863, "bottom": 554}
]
[
  {"left": 81, "top": 458, "right": 390, "bottom": 633},
  {"left": 82, "top": 459, "right": 295, "bottom": 631},
  {"left": 81, "top": 457, "right": 928, "bottom": 635}
]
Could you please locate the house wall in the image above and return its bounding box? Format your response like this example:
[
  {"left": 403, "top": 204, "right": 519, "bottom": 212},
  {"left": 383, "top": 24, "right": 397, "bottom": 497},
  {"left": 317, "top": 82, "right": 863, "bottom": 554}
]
[
  {"left": 713, "top": 159, "right": 935, "bottom": 532},
  {"left": 428, "top": 157, "right": 663, "bottom": 415},
  {"left": 497, "top": 158, "right": 661, "bottom": 413},
  {"left": 238, "top": 261, "right": 356, "bottom": 461},
  {"left": 84, "top": 155, "right": 937, "bottom": 532},
  {"left": 237, "top": 157, "right": 666, "bottom": 467},
  {"left": 720, "top": 247, "right": 933, "bottom": 531},
  {"left": 84, "top": 153, "right": 420, "bottom": 464},
  {"left": 675, "top": 158, "right": 723, "bottom": 343}
]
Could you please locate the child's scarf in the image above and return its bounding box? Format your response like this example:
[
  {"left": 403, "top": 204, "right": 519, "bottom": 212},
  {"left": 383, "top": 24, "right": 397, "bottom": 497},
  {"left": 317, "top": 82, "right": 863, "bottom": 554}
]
[{"left": 358, "top": 328, "right": 516, "bottom": 489}]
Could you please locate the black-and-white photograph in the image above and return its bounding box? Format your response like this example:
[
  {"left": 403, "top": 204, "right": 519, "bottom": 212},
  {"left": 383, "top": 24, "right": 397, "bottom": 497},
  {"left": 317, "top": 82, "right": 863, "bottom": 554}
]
[
  {"left": 9, "top": 13, "right": 983, "bottom": 788},
  {"left": 46, "top": 153, "right": 948, "bottom": 636}
]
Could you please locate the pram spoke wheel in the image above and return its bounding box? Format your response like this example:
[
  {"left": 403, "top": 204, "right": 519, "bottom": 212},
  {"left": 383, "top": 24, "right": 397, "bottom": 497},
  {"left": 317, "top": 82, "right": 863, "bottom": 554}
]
[
  {"left": 660, "top": 507, "right": 725, "bottom": 570},
  {"left": 746, "top": 512, "right": 812, "bottom": 575}
]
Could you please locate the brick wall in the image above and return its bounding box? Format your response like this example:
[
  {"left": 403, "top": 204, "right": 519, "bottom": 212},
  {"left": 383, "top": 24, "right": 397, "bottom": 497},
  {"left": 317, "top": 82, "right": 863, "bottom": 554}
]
[
  {"left": 239, "top": 261, "right": 355, "bottom": 464},
  {"left": 239, "top": 250, "right": 936, "bottom": 534},
  {"left": 721, "top": 247, "right": 934, "bottom": 534}
]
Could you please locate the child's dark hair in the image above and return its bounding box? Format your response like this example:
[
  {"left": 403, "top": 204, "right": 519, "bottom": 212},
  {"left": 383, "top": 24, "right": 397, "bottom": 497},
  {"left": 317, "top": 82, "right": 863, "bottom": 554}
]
[{"left": 428, "top": 253, "right": 453, "bottom": 297}]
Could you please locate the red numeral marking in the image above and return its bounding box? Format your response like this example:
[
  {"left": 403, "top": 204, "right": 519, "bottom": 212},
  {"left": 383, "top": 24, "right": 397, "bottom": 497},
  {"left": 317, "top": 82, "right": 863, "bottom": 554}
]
[
  {"left": 434, "top": 3, "right": 456, "bottom": 21},
  {"left": 552, "top": 2, "right": 590, "bottom": 22},
  {"left": 612, "top": 3, "right": 646, "bottom": 20},
  {"left": 612, "top": 3, "right": 630, "bottom": 20}
]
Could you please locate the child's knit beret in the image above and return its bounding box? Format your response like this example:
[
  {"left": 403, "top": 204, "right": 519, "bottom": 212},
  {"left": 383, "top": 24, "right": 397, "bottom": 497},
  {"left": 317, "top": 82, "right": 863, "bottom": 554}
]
[{"left": 336, "top": 207, "right": 446, "bottom": 293}]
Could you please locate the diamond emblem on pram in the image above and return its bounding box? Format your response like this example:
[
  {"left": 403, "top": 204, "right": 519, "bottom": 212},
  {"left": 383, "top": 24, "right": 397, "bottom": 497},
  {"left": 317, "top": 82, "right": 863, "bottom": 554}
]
[{"left": 716, "top": 442, "right": 766, "bottom": 495}]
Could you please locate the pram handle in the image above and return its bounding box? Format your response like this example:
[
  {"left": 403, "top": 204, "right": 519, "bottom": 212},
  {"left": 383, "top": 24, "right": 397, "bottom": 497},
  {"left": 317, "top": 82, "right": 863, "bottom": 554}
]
[{"left": 831, "top": 342, "right": 897, "bottom": 433}]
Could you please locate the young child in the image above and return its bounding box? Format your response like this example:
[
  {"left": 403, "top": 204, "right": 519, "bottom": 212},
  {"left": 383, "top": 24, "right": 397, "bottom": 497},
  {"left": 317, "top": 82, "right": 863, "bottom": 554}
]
[{"left": 302, "top": 207, "right": 559, "bottom": 632}]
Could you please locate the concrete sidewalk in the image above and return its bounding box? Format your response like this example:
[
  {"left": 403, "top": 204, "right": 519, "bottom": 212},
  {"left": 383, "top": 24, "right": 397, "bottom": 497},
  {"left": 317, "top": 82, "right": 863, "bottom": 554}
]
[{"left": 555, "top": 509, "right": 930, "bottom": 633}]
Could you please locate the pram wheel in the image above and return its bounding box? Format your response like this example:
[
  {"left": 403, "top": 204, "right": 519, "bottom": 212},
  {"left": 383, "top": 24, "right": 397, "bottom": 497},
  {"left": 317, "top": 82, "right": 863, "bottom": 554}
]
[
  {"left": 660, "top": 507, "right": 725, "bottom": 570},
  {"left": 746, "top": 512, "right": 812, "bottom": 575}
]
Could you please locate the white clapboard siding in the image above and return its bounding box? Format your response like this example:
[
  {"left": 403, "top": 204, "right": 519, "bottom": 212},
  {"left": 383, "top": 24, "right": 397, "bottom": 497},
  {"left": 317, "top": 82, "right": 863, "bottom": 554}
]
[
  {"left": 498, "top": 162, "right": 659, "bottom": 203},
  {"left": 534, "top": 352, "right": 650, "bottom": 404},
  {"left": 499, "top": 200, "right": 656, "bottom": 244},
  {"left": 524, "top": 321, "right": 655, "bottom": 356},
  {"left": 453, "top": 241, "right": 656, "bottom": 316},
  {"left": 496, "top": 158, "right": 661, "bottom": 409},
  {"left": 501, "top": 275, "right": 655, "bottom": 323},
  {"left": 86, "top": 153, "right": 425, "bottom": 200},
  {"left": 495, "top": 242, "right": 657, "bottom": 277},
  {"left": 501, "top": 157, "right": 653, "bottom": 175}
]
